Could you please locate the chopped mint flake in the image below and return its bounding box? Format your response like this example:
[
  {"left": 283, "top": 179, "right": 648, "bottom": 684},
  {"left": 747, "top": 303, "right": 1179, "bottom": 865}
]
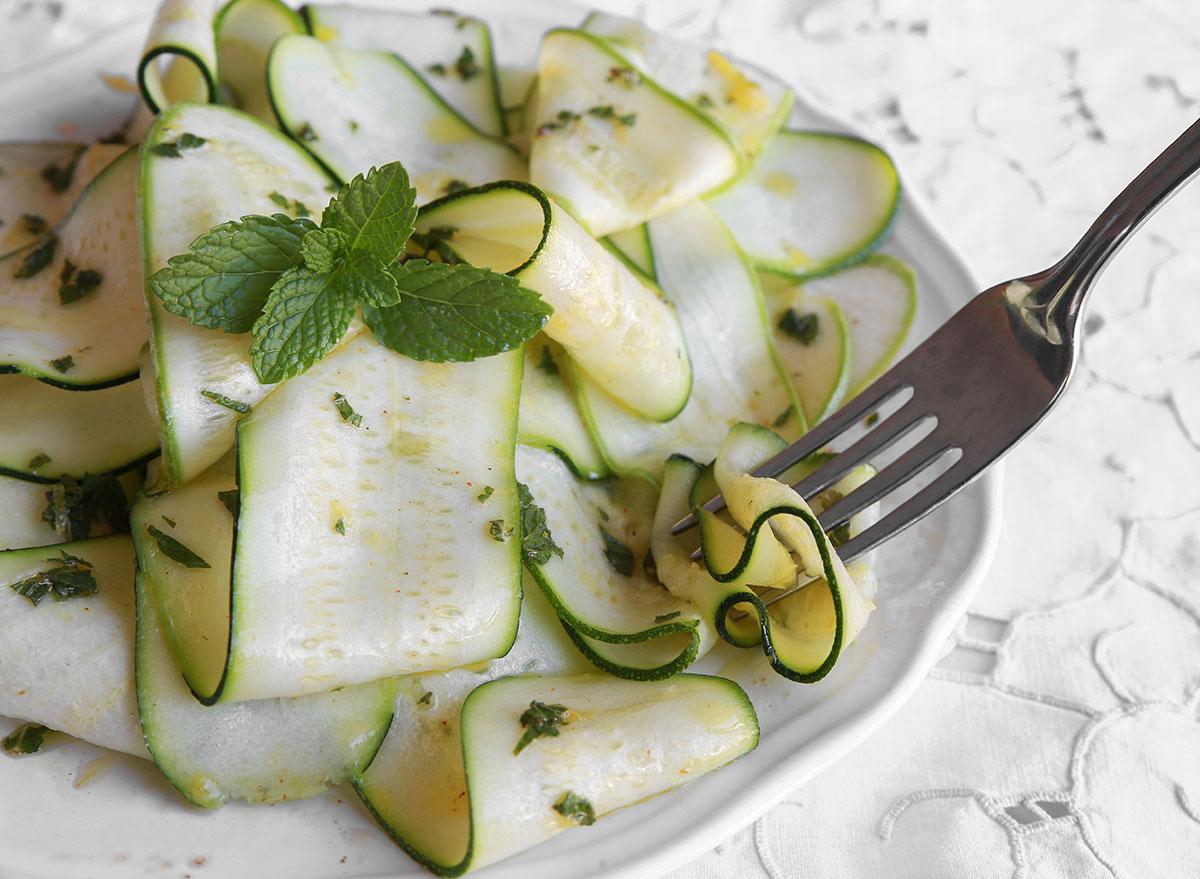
[
  {"left": 26, "top": 453, "right": 51, "bottom": 470},
  {"left": 200, "top": 389, "right": 252, "bottom": 414},
  {"left": 515, "top": 700, "right": 570, "bottom": 755},
  {"left": 552, "top": 791, "right": 595, "bottom": 825},
  {"left": 332, "top": 392, "right": 363, "bottom": 428},
  {"left": 778, "top": 308, "right": 819, "bottom": 345},
  {"left": 146, "top": 525, "right": 211, "bottom": 569},
  {"left": 476, "top": 485, "right": 494, "bottom": 503}
]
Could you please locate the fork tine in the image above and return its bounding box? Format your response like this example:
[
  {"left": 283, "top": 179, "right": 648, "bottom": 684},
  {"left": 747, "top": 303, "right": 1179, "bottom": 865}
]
[
  {"left": 815, "top": 433, "right": 954, "bottom": 532},
  {"left": 669, "top": 378, "right": 911, "bottom": 534}
]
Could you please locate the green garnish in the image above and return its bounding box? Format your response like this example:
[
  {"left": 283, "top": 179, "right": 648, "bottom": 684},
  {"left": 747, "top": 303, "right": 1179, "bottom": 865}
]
[
  {"left": 454, "top": 46, "right": 480, "bottom": 81},
  {"left": 427, "top": 63, "right": 448, "bottom": 76},
  {"left": 15, "top": 232, "right": 57, "bottom": 279},
  {"left": 58, "top": 259, "right": 102, "bottom": 305},
  {"left": 654, "top": 610, "right": 681, "bottom": 623},
  {"left": 489, "top": 519, "right": 513, "bottom": 542},
  {"left": 20, "top": 214, "right": 46, "bottom": 234},
  {"left": 2, "top": 722, "right": 50, "bottom": 756},
  {"left": 200, "top": 389, "right": 252, "bottom": 414},
  {"left": 865, "top": 412, "right": 880, "bottom": 426},
  {"left": 149, "top": 161, "right": 550, "bottom": 382},
  {"left": 218, "top": 489, "right": 240, "bottom": 516},
  {"left": 829, "top": 522, "right": 851, "bottom": 548},
  {"left": 476, "top": 485, "right": 494, "bottom": 502},
  {"left": 552, "top": 791, "right": 595, "bottom": 825},
  {"left": 162, "top": 515, "right": 176, "bottom": 528},
  {"left": 27, "top": 453, "right": 51, "bottom": 470},
  {"left": 348, "top": 119, "right": 360, "bottom": 133},
  {"left": 405, "top": 226, "right": 460, "bottom": 265},
  {"left": 295, "top": 122, "right": 317, "bottom": 142},
  {"left": 585, "top": 105, "right": 636, "bottom": 126},
  {"left": 335, "top": 518, "right": 346, "bottom": 535},
  {"left": 417, "top": 691, "right": 434, "bottom": 706},
  {"left": 269, "top": 191, "right": 291, "bottom": 208},
  {"left": 41, "top": 474, "right": 128, "bottom": 541},
  {"left": 294, "top": 200, "right": 311, "bottom": 218},
  {"left": 600, "top": 528, "right": 635, "bottom": 577},
  {"left": 606, "top": 66, "right": 641, "bottom": 87},
  {"left": 50, "top": 355, "right": 74, "bottom": 372},
  {"left": 41, "top": 153, "right": 80, "bottom": 191},
  {"left": 773, "top": 405, "right": 794, "bottom": 428},
  {"left": 536, "top": 109, "right": 581, "bottom": 136},
  {"left": 149, "top": 133, "right": 206, "bottom": 158},
  {"left": 332, "top": 392, "right": 363, "bottom": 427},
  {"left": 7, "top": 551, "right": 97, "bottom": 606},
  {"left": 696, "top": 93, "right": 715, "bottom": 109},
  {"left": 777, "top": 308, "right": 819, "bottom": 345},
  {"left": 146, "top": 524, "right": 211, "bottom": 569},
  {"left": 517, "top": 482, "right": 564, "bottom": 566},
  {"left": 514, "top": 700, "right": 571, "bottom": 755},
  {"left": 442, "top": 178, "right": 469, "bottom": 195},
  {"left": 537, "top": 344, "right": 558, "bottom": 376}
]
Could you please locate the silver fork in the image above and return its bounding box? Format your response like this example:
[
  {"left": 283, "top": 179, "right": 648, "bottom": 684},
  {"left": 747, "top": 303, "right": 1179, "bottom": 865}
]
[{"left": 672, "top": 115, "right": 1200, "bottom": 588}]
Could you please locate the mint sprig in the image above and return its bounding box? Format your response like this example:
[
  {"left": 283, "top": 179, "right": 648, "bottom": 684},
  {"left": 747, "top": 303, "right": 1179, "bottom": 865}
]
[{"left": 147, "top": 162, "right": 550, "bottom": 382}]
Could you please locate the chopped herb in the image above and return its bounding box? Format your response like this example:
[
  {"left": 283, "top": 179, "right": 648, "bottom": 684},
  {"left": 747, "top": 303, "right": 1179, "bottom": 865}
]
[
  {"left": 697, "top": 92, "right": 715, "bottom": 109},
  {"left": 41, "top": 153, "right": 79, "bottom": 191},
  {"left": 332, "top": 392, "right": 363, "bottom": 427},
  {"left": 335, "top": 518, "right": 346, "bottom": 536},
  {"left": 773, "top": 405, "right": 794, "bottom": 428},
  {"left": 8, "top": 551, "right": 97, "bottom": 606},
  {"left": 442, "top": 178, "right": 469, "bottom": 195},
  {"left": 654, "top": 610, "right": 681, "bottom": 623},
  {"left": 777, "top": 308, "right": 819, "bottom": 345},
  {"left": 829, "top": 521, "right": 851, "bottom": 548},
  {"left": 149, "top": 142, "right": 181, "bottom": 158},
  {"left": 517, "top": 482, "right": 564, "bottom": 566},
  {"left": 514, "top": 700, "right": 570, "bottom": 755},
  {"left": 41, "top": 474, "right": 128, "bottom": 540},
  {"left": 537, "top": 344, "right": 558, "bottom": 376},
  {"left": 200, "top": 389, "right": 252, "bottom": 414},
  {"left": 600, "top": 528, "right": 635, "bottom": 577},
  {"left": 405, "top": 226, "right": 459, "bottom": 264},
  {"left": 27, "top": 453, "right": 51, "bottom": 469},
  {"left": 476, "top": 485, "right": 494, "bottom": 502},
  {"left": 427, "top": 62, "right": 448, "bottom": 76},
  {"left": 50, "top": 355, "right": 76, "bottom": 374},
  {"left": 162, "top": 515, "right": 176, "bottom": 528},
  {"left": 146, "top": 524, "right": 211, "bottom": 569},
  {"left": 552, "top": 791, "right": 596, "bottom": 825},
  {"left": 269, "top": 191, "right": 291, "bottom": 208},
  {"left": 453, "top": 45, "right": 480, "bottom": 81},
  {"left": 218, "top": 489, "right": 240, "bottom": 516},
  {"left": 597, "top": 507, "right": 609, "bottom": 521},
  {"left": 15, "top": 232, "right": 57, "bottom": 279},
  {"left": 865, "top": 412, "right": 880, "bottom": 426},
  {"left": 417, "top": 691, "right": 434, "bottom": 706},
  {"left": 489, "top": 519, "right": 513, "bottom": 542},
  {"left": 618, "top": 112, "right": 637, "bottom": 126},
  {"left": 176, "top": 132, "right": 206, "bottom": 150},
  {"left": 606, "top": 66, "right": 641, "bottom": 87},
  {"left": 58, "top": 260, "right": 102, "bottom": 304},
  {"left": 587, "top": 104, "right": 615, "bottom": 119},
  {"left": 587, "top": 144, "right": 600, "bottom": 152},
  {"left": 294, "top": 200, "right": 311, "bottom": 218},
  {"left": 296, "top": 122, "right": 317, "bottom": 142},
  {"left": 149, "top": 133, "right": 205, "bottom": 158},
  {"left": 20, "top": 214, "right": 46, "bottom": 234},
  {"left": 348, "top": 119, "right": 360, "bottom": 133},
  {"left": 536, "top": 109, "right": 581, "bottom": 136},
  {"left": 2, "top": 723, "right": 50, "bottom": 756}
]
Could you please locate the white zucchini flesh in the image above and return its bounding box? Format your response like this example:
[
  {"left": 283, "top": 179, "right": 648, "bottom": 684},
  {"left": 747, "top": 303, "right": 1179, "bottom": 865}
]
[
  {"left": 515, "top": 443, "right": 717, "bottom": 680},
  {"left": 0, "top": 373, "right": 159, "bottom": 482},
  {"left": 0, "top": 142, "right": 125, "bottom": 255},
  {"left": 0, "top": 148, "right": 146, "bottom": 387},
  {"left": 770, "top": 295, "right": 852, "bottom": 426},
  {"left": 226, "top": 333, "right": 522, "bottom": 703},
  {"left": 415, "top": 182, "right": 692, "bottom": 422},
  {"left": 574, "top": 199, "right": 800, "bottom": 483},
  {"left": 604, "top": 223, "right": 656, "bottom": 281},
  {"left": 267, "top": 36, "right": 524, "bottom": 202},
  {"left": 529, "top": 29, "right": 741, "bottom": 237},
  {"left": 214, "top": 0, "right": 307, "bottom": 124},
  {"left": 708, "top": 130, "right": 901, "bottom": 280},
  {"left": 134, "top": 569, "right": 399, "bottom": 809},
  {"left": 140, "top": 101, "right": 334, "bottom": 485},
  {"left": 305, "top": 5, "right": 507, "bottom": 139},
  {"left": 0, "top": 535, "right": 147, "bottom": 758},
  {"left": 771, "top": 253, "right": 917, "bottom": 395},
  {"left": 517, "top": 337, "right": 610, "bottom": 481},
  {"left": 137, "top": 0, "right": 220, "bottom": 113},
  {"left": 580, "top": 11, "right": 794, "bottom": 162}
]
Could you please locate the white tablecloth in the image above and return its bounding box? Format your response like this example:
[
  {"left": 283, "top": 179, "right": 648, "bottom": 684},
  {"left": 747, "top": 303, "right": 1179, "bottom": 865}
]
[{"left": 4, "top": 0, "right": 1200, "bottom": 876}]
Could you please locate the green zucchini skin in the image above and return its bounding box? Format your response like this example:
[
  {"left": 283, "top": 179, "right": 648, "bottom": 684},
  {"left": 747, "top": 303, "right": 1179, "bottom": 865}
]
[{"left": 137, "top": 0, "right": 221, "bottom": 114}]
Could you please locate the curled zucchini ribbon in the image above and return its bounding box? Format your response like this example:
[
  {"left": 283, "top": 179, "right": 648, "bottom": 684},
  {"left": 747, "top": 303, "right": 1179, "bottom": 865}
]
[{"left": 652, "top": 424, "right": 876, "bottom": 683}]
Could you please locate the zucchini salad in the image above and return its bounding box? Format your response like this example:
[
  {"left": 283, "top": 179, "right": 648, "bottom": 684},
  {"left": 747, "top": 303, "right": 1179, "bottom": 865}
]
[{"left": 0, "top": 1, "right": 915, "bottom": 874}]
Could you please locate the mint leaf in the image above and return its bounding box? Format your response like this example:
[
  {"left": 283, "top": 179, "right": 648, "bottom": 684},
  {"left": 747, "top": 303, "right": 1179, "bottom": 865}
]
[
  {"left": 363, "top": 260, "right": 551, "bottom": 362},
  {"left": 2, "top": 722, "right": 50, "bottom": 755},
  {"left": 145, "top": 525, "right": 210, "bottom": 569},
  {"left": 599, "top": 527, "right": 635, "bottom": 577},
  {"left": 301, "top": 227, "right": 347, "bottom": 272},
  {"left": 514, "top": 700, "right": 570, "bottom": 755},
  {"left": 552, "top": 791, "right": 595, "bottom": 825},
  {"left": 149, "top": 214, "right": 314, "bottom": 333},
  {"left": 321, "top": 162, "right": 417, "bottom": 264},
  {"left": 9, "top": 551, "right": 98, "bottom": 606},
  {"left": 249, "top": 266, "right": 356, "bottom": 383},
  {"left": 338, "top": 249, "right": 399, "bottom": 307},
  {"left": 41, "top": 474, "right": 128, "bottom": 541}
]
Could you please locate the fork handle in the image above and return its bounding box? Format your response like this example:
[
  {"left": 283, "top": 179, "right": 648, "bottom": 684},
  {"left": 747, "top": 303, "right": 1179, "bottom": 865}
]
[{"left": 1048, "top": 114, "right": 1200, "bottom": 328}]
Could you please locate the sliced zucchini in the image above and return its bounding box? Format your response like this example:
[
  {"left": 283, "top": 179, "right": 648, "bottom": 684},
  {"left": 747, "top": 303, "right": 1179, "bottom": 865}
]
[
  {"left": 515, "top": 443, "right": 716, "bottom": 680},
  {"left": 138, "top": 0, "right": 220, "bottom": 113},
  {"left": 140, "top": 101, "right": 334, "bottom": 485},
  {"left": 0, "top": 148, "right": 146, "bottom": 387},
  {"left": 0, "top": 535, "right": 147, "bottom": 758},
  {"left": 135, "top": 568, "right": 398, "bottom": 809},
  {"left": 358, "top": 672, "right": 758, "bottom": 876},
  {"left": 214, "top": 0, "right": 307, "bottom": 124},
  {"left": 267, "top": 36, "right": 524, "bottom": 201},
  {"left": 771, "top": 295, "right": 852, "bottom": 425},
  {"left": 574, "top": 199, "right": 800, "bottom": 484},
  {"left": 581, "top": 11, "right": 793, "bottom": 162},
  {"left": 529, "top": 28, "right": 740, "bottom": 237},
  {"left": 415, "top": 181, "right": 691, "bottom": 422},
  {"left": 0, "top": 374, "right": 159, "bottom": 482},
  {"left": 708, "top": 130, "right": 901, "bottom": 279},
  {"left": 604, "top": 223, "right": 655, "bottom": 281},
  {"left": 517, "top": 337, "right": 609, "bottom": 481},
  {"left": 305, "top": 5, "right": 507, "bottom": 138},
  {"left": 774, "top": 253, "right": 917, "bottom": 395}
]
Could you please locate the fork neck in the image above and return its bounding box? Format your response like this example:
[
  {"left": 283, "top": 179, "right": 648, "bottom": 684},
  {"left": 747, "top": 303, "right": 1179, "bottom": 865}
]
[{"left": 1011, "top": 114, "right": 1200, "bottom": 343}]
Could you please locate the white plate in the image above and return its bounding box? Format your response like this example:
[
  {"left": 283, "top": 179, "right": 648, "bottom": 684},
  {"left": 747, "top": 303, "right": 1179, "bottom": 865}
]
[{"left": 0, "top": 3, "right": 1002, "bottom": 878}]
